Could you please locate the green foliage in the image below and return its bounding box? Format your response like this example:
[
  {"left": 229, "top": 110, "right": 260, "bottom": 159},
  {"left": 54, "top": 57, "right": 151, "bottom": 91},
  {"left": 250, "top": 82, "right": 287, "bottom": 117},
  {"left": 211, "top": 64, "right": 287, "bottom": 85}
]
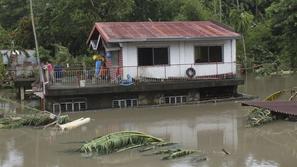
[
  {"left": 80, "top": 131, "right": 164, "bottom": 154},
  {"left": 229, "top": 9, "right": 254, "bottom": 34},
  {"left": 0, "top": 25, "right": 12, "bottom": 49},
  {"left": 13, "top": 16, "right": 34, "bottom": 49},
  {"left": 0, "top": 56, "right": 6, "bottom": 83},
  {"left": 0, "top": 113, "right": 54, "bottom": 129},
  {"left": 0, "top": 0, "right": 29, "bottom": 29},
  {"left": 175, "top": 0, "right": 213, "bottom": 21},
  {"left": 266, "top": 0, "right": 297, "bottom": 70},
  {"left": 53, "top": 44, "right": 73, "bottom": 65},
  {"left": 162, "top": 150, "right": 197, "bottom": 160},
  {"left": 38, "top": 46, "right": 52, "bottom": 63},
  {"left": 247, "top": 108, "right": 273, "bottom": 127}
]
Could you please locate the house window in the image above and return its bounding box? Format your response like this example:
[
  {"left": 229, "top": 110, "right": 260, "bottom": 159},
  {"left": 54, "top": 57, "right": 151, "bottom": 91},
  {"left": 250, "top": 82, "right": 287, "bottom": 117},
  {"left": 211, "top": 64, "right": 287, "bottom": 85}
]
[
  {"left": 112, "top": 99, "right": 138, "bottom": 108},
  {"left": 195, "top": 46, "right": 223, "bottom": 63},
  {"left": 160, "top": 96, "right": 187, "bottom": 104},
  {"left": 138, "top": 47, "right": 169, "bottom": 66}
]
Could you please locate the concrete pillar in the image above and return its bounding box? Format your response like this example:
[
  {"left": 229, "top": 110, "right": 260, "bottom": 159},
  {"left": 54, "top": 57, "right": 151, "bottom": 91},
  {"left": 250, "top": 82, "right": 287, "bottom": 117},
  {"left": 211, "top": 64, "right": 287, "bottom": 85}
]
[{"left": 20, "top": 86, "right": 25, "bottom": 101}]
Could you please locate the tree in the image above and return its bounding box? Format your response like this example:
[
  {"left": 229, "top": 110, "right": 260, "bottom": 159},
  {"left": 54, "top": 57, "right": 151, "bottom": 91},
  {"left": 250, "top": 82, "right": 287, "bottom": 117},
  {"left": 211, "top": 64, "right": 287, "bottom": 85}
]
[
  {"left": 0, "top": 55, "right": 5, "bottom": 85},
  {"left": 34, "top": 0, "right": 134, "bottom": 55},
  {"left": 229, "top": 9, "right": 254, "bottom": 67},
  {"left": 267, "top": 0, "right": 297, "bottom": 69},
  {"left": 13, "top": 16, "right": 35, "bottom": 49},
  {"left": 0, "top": 0, "right": 29, "bottom": 29},
  {"left": 0, "top": 25, "right": 12, "bottom": 49},
  {"left": 175, "top": 0, "right": 214, "bottom": 21}
]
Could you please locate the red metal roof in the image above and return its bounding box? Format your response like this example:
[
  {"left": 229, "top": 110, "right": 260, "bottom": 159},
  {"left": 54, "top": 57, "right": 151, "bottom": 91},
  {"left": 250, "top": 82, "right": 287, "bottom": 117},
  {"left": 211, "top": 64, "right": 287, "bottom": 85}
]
[
  {"left": 242, "top": 101, "right": 297, "bottom": 116},
  {"left": 89, "top": 21, "right": 240, "bottom": 43}
]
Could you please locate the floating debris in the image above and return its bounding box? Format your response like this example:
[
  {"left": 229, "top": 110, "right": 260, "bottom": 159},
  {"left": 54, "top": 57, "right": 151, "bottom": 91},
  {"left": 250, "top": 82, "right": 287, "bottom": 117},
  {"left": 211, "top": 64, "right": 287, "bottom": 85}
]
[
  {"left": 190, "top": 155, "right": 207, "bottom": 163},
  {"left": 80, "top": 131, "right": 164, "bottom": 154},
  {"left": 0, "top": 113, "right": 68, "bottom": 129},
  {"left": 222, "top": 148, "right": 231, "bottom": 155},
  {"left": 247, "top": 108, "right": 273, "bottom": 127},
  {"left": 264, "top": 90, "right": 284, "bottom": 101},
  {"left": 58, "top": 117, "right": 90, "bottom": 131},
  {"left": 79, "top": 131, "right": 207, "bottom": 163},
  {"left": 152, "top": 149, "right": 181, "bottom": 155},
  {"left": 138, "top": 146, "right": 155, "bottom": 152},
  {"left": 156, "top": 142, "right": 177, "bottom": 147},
  {"left": 246, "top": 90, "right": 285, "bottom": 127},
  {"left": 162, "top": 150, "right": 197, "bottom": 160},
  {"left": 138, "top": 142, "right": 177, "bottom": 152}
]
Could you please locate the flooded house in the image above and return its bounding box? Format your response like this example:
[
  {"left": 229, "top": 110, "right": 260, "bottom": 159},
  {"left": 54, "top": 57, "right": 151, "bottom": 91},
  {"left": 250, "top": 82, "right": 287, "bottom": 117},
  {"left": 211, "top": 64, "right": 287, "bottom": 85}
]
[{"left": 44, "top": 21, "right": 243, "bottom": 113}]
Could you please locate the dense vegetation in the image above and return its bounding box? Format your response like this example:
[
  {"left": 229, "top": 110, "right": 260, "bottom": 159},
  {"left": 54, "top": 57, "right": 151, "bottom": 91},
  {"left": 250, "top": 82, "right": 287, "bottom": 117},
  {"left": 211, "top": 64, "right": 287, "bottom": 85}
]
[{"left": 0, "top": 0, "right": 296, "bottom": 71}]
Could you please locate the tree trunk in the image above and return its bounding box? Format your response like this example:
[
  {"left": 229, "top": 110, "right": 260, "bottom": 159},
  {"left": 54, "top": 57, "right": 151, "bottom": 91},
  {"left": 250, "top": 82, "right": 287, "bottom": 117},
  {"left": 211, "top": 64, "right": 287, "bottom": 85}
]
[
  {"left": 219, "top": 0, "right": 222, "bottom": 22},
  {"left": 213, "top": 0, "right": 217, "bottom": 15},
  {"left": 242, "top": 35, "right": 247, "bottom": 71}
]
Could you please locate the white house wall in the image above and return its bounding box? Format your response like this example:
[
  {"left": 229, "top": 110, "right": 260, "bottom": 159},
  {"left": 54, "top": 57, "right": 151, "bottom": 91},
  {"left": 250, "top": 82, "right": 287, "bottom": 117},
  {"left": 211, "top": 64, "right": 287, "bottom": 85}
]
[{"left": 121, "top": 40, "right": 237, "bottom": 79}]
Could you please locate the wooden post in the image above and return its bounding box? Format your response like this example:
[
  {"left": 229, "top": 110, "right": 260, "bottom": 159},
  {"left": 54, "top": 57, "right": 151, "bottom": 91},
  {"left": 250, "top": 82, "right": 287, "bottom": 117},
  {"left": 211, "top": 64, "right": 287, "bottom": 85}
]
[{"left": 40, "top": 98, "right": 45, "bottom": 111}]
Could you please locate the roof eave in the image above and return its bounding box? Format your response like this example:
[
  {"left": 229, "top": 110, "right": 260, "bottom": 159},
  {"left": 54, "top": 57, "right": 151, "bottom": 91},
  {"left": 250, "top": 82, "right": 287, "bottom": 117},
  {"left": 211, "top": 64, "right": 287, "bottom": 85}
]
[{"left": 109, "top": 36, "right": 241, "bottom": 43}]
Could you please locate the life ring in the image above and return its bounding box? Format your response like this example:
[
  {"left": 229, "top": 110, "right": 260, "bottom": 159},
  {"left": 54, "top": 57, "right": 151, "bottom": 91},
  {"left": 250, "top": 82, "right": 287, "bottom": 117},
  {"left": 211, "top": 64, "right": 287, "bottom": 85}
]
[{"left": 186, "top": 68, "right": 196, "bottom": 78}]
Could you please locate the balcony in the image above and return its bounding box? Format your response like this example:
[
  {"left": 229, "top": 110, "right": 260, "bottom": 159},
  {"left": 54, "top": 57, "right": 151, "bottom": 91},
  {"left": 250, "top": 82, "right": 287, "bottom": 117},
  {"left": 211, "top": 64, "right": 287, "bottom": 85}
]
[{"left": 46, "top": 62, "right": 238, "bottom": 89}]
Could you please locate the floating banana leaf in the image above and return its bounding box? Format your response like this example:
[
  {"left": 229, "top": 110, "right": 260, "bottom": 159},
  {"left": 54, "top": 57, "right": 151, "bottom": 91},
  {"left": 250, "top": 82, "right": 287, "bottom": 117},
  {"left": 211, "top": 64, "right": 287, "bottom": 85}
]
[
  {"left": 138, "top": 146, "right": 155, "bottom": 152},
  {"left": 80, "top": 131, "right": 164, "bottom": 154},
  {"left": 0, "top": 114, "right": 54, "bottom": 128},
  {"left": 162, "top": 150, "right": 197, "bottom": 160},
  {"left": 156, "top": 142, "right": 177, "bottom": 147},
  {"left": 138, "top": 142, "right": 177, "bottom": 152},
  {"left": 0, "top": 114, "right": 70, "bottom": 129},
  {"left": 152, "top": 149, "right": 181, "bottom": 155}
]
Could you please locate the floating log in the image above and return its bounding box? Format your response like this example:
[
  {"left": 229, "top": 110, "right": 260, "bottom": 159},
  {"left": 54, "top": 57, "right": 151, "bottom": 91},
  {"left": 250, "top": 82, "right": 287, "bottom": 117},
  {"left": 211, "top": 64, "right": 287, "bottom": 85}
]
[{"left": 58, "top": 117, "right": 90, "bottom": 131}]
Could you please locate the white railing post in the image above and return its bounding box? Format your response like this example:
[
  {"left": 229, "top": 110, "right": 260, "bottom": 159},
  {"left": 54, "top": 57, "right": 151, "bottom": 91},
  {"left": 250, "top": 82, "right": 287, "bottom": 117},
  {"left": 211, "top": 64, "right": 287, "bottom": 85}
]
[{"left": 164, "top": 65, "right": 167, "bottom": 79}]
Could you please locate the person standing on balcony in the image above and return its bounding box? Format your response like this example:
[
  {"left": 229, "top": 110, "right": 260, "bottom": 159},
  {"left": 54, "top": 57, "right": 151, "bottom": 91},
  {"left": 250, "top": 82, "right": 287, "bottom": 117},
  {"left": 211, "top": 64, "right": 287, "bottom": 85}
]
[
  {"left": 46, "top": 61, "right": 54, "bottom": 83},
  {"left": 100, "top": 63, "right": 108, "bottom": 80},
  {"left": 93, "top": 54, "right": 104, "bottom": 79}
]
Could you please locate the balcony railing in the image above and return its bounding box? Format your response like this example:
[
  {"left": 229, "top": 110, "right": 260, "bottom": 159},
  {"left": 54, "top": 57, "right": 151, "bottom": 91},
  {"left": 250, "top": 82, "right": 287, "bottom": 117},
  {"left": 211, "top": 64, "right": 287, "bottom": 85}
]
[{"left": 46, "top": 62, "right": 237, "bottom": 88}]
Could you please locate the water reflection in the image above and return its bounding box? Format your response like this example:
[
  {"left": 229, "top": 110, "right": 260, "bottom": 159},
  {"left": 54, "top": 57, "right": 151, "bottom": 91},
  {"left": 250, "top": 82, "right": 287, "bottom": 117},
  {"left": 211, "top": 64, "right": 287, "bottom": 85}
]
[
  {"left": 0, "top": 140, "right": 23, "bottom": 167},
  {"left": 245, "top": 154, "right": 279, "bottom": 167}
]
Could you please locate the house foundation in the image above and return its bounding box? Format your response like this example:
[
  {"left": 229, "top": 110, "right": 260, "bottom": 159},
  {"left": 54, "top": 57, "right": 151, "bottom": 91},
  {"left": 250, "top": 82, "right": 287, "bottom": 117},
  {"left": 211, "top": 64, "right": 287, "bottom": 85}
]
[{"left": 45, "top": 78, "right": 243, "bottom": 113}]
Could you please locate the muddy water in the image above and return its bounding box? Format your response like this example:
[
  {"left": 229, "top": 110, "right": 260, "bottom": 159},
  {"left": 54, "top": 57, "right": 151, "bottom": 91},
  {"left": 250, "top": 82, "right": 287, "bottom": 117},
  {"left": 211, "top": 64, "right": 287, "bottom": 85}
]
[{"left": 1, "top": 75, "right": 297, "bottom": 167}]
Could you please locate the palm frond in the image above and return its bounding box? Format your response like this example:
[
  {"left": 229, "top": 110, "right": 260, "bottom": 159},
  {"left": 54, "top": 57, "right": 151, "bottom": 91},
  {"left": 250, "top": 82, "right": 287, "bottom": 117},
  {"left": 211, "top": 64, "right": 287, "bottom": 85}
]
[
  {"left": 264, "top": 90, "right": 284, "bottom": 101},
  {"left": 80, "top": 131, "right": 164, "bottom": 154}
]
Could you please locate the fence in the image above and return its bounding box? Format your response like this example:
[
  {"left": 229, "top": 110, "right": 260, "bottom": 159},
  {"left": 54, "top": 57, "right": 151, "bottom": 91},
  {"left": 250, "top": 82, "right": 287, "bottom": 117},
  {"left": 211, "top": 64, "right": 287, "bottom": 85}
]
[
  {"left": 7, "top": 65, "right": 38, "bottom": 80},
  {"left": 48, "top": 62, "right": 238, "bottom": 87}
]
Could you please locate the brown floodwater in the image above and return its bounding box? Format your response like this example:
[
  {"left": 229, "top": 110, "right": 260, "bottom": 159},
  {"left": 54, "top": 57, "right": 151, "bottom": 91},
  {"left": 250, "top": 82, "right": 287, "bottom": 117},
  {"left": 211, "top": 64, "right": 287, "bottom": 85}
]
[{"left": 1, "top": 75, "right": 297, "bottom": 167}]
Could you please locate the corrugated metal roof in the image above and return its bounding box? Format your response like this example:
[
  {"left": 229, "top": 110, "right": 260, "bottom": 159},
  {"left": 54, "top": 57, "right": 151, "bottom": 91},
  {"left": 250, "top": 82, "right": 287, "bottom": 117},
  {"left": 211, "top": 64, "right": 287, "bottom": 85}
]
[
  {"left": 242, "top": 101, "right": 297, "bottom": 116},
  {"left": 90, "top": 21, "right": 240, "bottom": 43}
]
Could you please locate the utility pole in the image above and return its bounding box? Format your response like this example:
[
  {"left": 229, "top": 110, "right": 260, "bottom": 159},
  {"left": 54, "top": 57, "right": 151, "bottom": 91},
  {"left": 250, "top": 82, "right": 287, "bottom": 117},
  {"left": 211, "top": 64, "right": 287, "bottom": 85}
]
[{"left": 29, "top": 0, "right": 45, "bottom": 111}]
